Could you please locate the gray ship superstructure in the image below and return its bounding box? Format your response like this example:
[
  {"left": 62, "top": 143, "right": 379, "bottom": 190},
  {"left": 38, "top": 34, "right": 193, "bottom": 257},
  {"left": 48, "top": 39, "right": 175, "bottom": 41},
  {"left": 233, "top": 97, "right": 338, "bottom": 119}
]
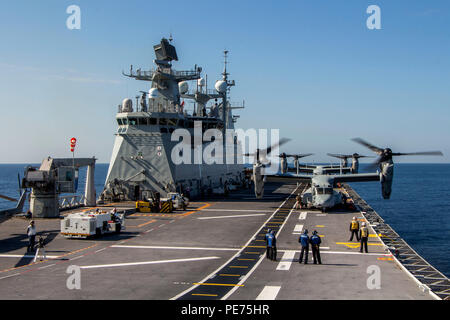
[{"left": 101, "top": 38, "right": 245, "bottom": 201}]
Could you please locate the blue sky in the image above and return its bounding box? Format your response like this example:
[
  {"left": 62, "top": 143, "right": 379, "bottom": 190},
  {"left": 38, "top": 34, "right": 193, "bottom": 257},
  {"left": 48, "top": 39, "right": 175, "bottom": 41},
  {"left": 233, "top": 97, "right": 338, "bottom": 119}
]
[{"left": 0, "top": 0, "right": 449, "bottom": 163}]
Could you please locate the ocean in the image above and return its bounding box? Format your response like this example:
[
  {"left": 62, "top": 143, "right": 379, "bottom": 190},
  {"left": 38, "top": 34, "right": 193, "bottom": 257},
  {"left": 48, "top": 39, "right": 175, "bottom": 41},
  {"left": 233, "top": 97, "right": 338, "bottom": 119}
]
[{"left": 0, "top": 163, "right": 449, "bottom": 278}]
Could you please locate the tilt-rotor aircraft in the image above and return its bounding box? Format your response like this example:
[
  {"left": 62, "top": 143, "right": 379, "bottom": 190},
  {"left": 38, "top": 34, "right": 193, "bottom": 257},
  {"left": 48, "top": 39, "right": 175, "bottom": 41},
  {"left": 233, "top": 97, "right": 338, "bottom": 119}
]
[{"left": 251, "top": 138, "right": 443, "bottom": 211}]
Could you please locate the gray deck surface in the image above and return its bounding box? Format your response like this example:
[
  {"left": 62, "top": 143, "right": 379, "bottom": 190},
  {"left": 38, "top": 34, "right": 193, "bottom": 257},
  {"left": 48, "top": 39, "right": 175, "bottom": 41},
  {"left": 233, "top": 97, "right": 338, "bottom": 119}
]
[{"left": 0, "top": 183, "right": 432, "bottom": 300}]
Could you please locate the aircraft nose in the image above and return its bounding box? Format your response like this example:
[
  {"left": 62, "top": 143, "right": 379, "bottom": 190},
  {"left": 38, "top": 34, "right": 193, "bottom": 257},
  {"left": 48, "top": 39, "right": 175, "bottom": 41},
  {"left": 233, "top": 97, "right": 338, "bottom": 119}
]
[{"left": 316, "top": 195, "right": 333, "bottom": 207}]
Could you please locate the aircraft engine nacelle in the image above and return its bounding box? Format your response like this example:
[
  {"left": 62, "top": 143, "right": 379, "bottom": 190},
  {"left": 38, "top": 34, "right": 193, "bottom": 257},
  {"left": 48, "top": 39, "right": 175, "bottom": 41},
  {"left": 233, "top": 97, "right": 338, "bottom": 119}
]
[
  {"left": 253, "top": 163, "right": 265, "bottom": 199},
  {"left": 280, "top": 157, "right": 287, "bottom": 174},
  {"left": 380, "top": 161, "right": 394, "bottom": 199},
  {"left": 351, "top": 158, "right": 359, "bottom": 173}
]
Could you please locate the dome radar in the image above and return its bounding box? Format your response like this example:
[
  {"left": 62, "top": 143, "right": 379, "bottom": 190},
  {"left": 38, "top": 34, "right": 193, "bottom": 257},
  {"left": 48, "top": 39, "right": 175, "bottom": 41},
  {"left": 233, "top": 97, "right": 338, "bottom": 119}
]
[
  {"left": 122, "top": 98, "right": 133, "bottom": 112},
  {"left": 178, "top": 81, "right": 189, "bottom": 94},
  {"left": 148, "top": 88, "right": 160, "bottom": 99},
  {"left": 215, "top": 80, "right": 227, "bottom": 93}
]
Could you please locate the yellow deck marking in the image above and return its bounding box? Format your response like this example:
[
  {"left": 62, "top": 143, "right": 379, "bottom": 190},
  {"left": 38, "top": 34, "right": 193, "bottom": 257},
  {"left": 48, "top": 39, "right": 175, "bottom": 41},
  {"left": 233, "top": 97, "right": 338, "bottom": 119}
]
[
  {"left": 179, "top": 203, "right": 211, "bottom": 217},
  {"left": 191, "top": 293, "right": 218, "bottom": 297},
  {"left": 238, "top": 258, "right": 255, "bottom": 261},
  {"left": 244, "top": 252, "right": 260, "bottom": 254},
  {"left": 219, "top": 274, "right": 241, "bottom": 277},
  {"left": 377, "top": 257, "right": 393, "bottom": 261},
  {"left": 230, "top": 266, "right": 248, "bottom": 268},
  {"left": 245, "top": 245, "right": 265, "bottom": 248},
  {"left": 193, "top": 282, "right": 244, "bottom": 287},
  {"left": 336, "top": 242, "right": 383, "bottom": 249},
  {"left": 315, "top": 225, "right": 325, "bottom": 227},
  {"left": 136, "top": 219, "right": 156, "bottom": 228}
]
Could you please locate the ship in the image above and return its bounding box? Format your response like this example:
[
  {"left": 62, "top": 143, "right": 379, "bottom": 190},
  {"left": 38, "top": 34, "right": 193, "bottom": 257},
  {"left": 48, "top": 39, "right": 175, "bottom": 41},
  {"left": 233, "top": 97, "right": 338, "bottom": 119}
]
[{"left": 101, "top": 38, "right": 245, "bottom": 202}]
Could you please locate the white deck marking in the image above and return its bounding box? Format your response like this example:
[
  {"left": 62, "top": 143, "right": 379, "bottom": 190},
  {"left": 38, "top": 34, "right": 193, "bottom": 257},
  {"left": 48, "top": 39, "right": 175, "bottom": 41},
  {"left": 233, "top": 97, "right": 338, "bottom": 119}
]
[
  {"left": 111, "top": 245, "right": 240, "bottom": 251},
  {"left": 38, "top": 263, "right": 55, "bottom": 270},
  {"left": 292, "top": 224, "right": 304, "bottom": 234},
  {"left": 299, "top": 212, "right": 307, "bottom": 220},
  {"left": 198, "top": 213, "right": 267, "bottom": 220},
  {"left": 202, "top": 209, "right": 272, "bottom": 213},
  {"left": 95, "top": 248, "right": 106, "bottom": 253},
  {"left": 70, "top": 255, "right": 84, "bottom": 261},
  {"left": 256, "top": 286, "right": 281, "bottom": 300},
  {"left": 80, "top": 256, "right": 220, "bottom": 269},
  {"left": 171, "top": 186, "right": 300, "bottom": 301},
  {"left": 276, "top": 250, "right": 296, "bottom": 271},
  {"left": 0, "top": 273, "right": 20, "bottom": 281},
  {"left": 0, "top": 254, "right": 59, "bottom": 259}
]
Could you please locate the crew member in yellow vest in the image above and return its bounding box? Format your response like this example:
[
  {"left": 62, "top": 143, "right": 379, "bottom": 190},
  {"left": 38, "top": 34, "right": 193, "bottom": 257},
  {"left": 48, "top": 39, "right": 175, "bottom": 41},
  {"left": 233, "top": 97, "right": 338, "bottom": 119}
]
[
  {"left": 349, "top": 217, "right": 360, "bottom": 241},
  {"left": 359, "top": 222, "right": 369, "bottom": 253}
]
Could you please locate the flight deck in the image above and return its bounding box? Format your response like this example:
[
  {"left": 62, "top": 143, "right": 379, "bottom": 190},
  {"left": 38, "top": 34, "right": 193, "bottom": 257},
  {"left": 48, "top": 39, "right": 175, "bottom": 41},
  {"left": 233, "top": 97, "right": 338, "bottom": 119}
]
[{"left": 0, "top": 182, "right": 445, "bottom": 300}]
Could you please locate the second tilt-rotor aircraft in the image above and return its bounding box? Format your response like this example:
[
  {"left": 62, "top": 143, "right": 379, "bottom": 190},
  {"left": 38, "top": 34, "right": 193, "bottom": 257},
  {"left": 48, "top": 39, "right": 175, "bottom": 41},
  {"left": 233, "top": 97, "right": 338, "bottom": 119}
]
[{"left": 250, "top": 138, "right": 443, "bottom": 211}]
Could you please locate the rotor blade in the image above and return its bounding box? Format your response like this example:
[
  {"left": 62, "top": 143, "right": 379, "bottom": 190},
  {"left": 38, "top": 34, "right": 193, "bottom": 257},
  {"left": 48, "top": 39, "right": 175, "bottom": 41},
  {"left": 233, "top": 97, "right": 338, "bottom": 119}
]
[
  {"left": 352, "top": 138, "right": 383, "bottom": 154},
  {"left": 286, "top": 153, "right": 314, "bottom": 159},
  {"left": 327, "top": 153, "right": 349, "bottom": 159},
  {"left": 391, "top": 151, "right": 443, "bottom": 156},
  {"left": 265, "top": 138, "right": 291, "bottom": 156}
]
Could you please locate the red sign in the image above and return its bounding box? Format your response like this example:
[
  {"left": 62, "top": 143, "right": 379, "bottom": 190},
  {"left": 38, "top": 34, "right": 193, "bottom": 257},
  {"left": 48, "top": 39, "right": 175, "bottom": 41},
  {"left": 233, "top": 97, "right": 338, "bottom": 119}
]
[{"left": 70, "top": 137, "right": 77, "bottom": 152}]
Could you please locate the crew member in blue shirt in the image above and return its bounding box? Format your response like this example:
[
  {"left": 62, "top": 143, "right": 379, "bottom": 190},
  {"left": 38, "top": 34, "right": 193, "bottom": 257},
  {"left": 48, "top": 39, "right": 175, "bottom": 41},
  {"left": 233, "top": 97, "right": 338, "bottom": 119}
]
[
  {"left": 265, "top": 229, "right": 272, "bottom": 259},
  {"left": 310, "top": 230, "right": 322, "bottom": 264},
  {"left": 299, "top": 229, "right": 310, "bottom": 264}
]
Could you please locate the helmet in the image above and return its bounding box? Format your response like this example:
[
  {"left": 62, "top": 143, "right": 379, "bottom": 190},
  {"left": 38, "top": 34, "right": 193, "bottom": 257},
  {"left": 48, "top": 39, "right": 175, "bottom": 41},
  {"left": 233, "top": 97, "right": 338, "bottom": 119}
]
[
  {"left": 352, "top": 217, "right": 356, "bottom": 220},
  {"left": 304, "top": 229, "right": 308, "bottom": 234},
  {"left": 313, "top": 230, "right": 318, "bottom": 235}
]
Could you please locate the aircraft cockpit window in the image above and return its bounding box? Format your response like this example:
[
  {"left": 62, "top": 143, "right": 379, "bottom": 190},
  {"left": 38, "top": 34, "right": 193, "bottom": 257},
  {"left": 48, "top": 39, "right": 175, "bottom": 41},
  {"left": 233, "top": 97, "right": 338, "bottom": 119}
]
[{"left": 324, "top": 188, "right": 333, "bottom": 194}]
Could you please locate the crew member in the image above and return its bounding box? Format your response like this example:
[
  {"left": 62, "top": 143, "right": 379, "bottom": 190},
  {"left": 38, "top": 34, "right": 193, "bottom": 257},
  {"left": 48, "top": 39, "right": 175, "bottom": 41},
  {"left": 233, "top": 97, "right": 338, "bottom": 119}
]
[
  {"left": 295, "top": 194, "right": 302, "bottom": 209},
  {"left": 26, "top": 221, "right": 36, "bottom": 252},
  {"left": 265, "top": 228, "right": 272, "bottom": 259},
  {"left": 270, "top": 230, "right": 277, "bottom": 261},
  {"left": 310, "top": 230, "right": 322, "bottom": 264},
  {"left": 299, "top": 229, "right": 310, "bottom": 264},
  {"left": 349, "top": 217, "right": 360, "bottom": 241},
  {"left": 359, "top": 222, "right": 369, "bottom": 253}
]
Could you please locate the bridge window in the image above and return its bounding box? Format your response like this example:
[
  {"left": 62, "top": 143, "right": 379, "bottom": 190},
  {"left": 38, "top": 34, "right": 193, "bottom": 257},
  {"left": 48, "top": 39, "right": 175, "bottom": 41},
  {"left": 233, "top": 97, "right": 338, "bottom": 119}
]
[
  {"left": 128, "top": 118, "right": 137, "bottom": 126},
  {"left": 117, "top": 118, "right": 123, "bottom": 125},
  {"left": 159, "top": 118, "right": 167, "bottom": 125},
  {"left": 149, "top": 118, "right": 157, "bottom": 125},
  {"left": 138, "top": 118, "right": 147, "bottom": 125},
  {"left": 122, "top": 118, "right": 128, "bottom": 125}
]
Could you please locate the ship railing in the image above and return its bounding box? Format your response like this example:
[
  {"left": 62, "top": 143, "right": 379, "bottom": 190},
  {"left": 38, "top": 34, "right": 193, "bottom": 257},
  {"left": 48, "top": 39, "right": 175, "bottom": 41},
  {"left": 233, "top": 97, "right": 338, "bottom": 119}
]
[
  {"left": 124, "top": 69, "right": 200, "bottom": 81},
  {"left": 59, "top": 194, "right": 86, "bottom": 210}
]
